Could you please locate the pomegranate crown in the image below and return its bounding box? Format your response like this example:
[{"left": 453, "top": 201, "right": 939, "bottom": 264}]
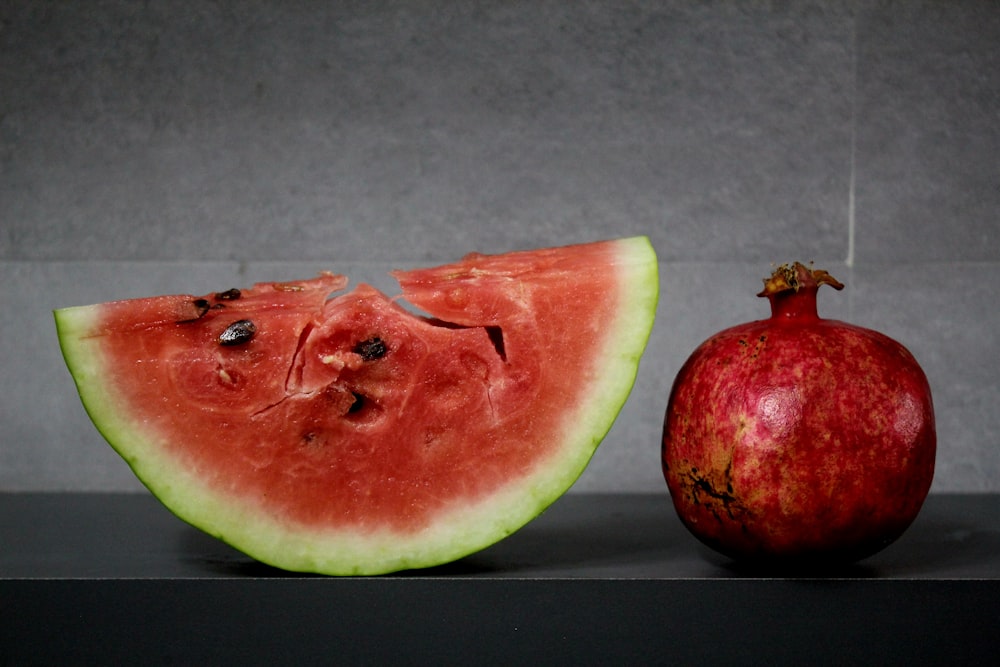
[{"left": 757, "top": 262, "right": 844, "bottom": 298}]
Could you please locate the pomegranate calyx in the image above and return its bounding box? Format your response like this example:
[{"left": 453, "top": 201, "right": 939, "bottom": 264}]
[{"left": 757, "top": 262, "right": 844, "bottom": 298}]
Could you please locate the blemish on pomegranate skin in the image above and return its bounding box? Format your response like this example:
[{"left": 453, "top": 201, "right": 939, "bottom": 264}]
[{"left": 685, "top": 466, "right": 744, "bottom": 523}]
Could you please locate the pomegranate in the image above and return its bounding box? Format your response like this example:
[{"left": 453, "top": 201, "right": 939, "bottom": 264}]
[{"left": 662, "top": 262, "right": 935, "bottom": 565}]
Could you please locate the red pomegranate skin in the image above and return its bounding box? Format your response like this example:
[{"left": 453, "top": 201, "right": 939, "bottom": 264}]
[{"left": 662, "top": 263, "right": 935, "bottom": 564}]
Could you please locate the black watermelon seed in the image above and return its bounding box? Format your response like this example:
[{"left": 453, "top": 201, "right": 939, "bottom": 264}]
[
  {"left": 219, "top": 319, "right": 256, "bottom": 346},
  {"left": 347, "top": 392, "right": 366, "bottom": 413},
  {"left": 192, "top": 298, "right": 211, "bottom": 317},
  {"left": 215, "top": 288, "right": 242, "bottom": 301},
  {"left": 177, "top": 298, "right": 213, "bottom": 323},
  {"left": 354, "top": 337, "right": 387, "bottom": 361}
]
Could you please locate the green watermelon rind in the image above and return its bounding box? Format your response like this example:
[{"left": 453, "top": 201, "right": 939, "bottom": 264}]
[{"left": 54, "top": 236, "right": 659, "bottom": 575}]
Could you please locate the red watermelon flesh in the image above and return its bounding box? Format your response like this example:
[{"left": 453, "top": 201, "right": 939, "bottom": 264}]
[{"left": 55, "top": 237, "right": 659, "bottom": 574}]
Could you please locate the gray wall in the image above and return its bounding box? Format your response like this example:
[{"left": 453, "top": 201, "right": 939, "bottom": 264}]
[{"left": 2, "top": 1, "right": 997, "bottom": 493}]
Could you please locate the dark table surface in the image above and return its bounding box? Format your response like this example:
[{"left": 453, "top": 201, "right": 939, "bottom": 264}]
[
  {"left": 2, "top": 491, "right": 998, "bottom": 579},
  {"left": 3, "top": 492, "right": 998, "bottom": 664}
]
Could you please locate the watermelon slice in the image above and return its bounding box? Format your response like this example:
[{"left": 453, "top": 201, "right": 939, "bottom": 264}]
[{"left": 55, "top": 237, "right": 658, "bottom": 575}]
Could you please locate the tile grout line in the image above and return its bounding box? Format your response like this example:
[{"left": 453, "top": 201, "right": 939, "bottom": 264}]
[
  {"left": 846, "top": 10, "right": 858, "bottom": 320},
  {"left": 846, "top": 9, "right": 857, "bottom": 269},
  {"left": 847, "top": 144, "right": 856, "bottom": 271}
]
